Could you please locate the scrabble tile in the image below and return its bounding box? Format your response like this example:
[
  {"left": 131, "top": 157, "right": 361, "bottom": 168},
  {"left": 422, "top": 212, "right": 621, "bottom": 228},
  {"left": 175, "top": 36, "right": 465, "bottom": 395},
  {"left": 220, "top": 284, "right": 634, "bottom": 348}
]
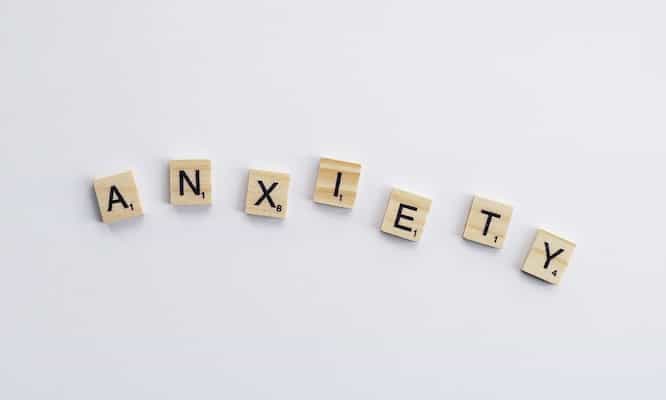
[
  {"left": 462, "top": 196, "right": 513, "bottom": 248},
  {"left": 522, "top": 229, "right": 576, "bottom": 285},
  {"left": 313, "top": 157, "right": 362, "bottom": 208},
  {"left": 93, "top": 170, "right": 144, "bottom": 224},
  {"left": 245, "top": 169, "right": 290, "bottom": 218},
  {"left": 169, "top": 159, "right": 212, "bottom": 205},
  {"left": 380, "top": 188, "right": 432, "bottom": 241}
]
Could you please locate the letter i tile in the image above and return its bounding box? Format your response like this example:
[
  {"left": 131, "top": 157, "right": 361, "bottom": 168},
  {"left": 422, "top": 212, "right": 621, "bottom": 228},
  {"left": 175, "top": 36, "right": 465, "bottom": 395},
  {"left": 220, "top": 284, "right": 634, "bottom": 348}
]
[{"left": 313, "top": 157, "right": 362, "bottom": 208}]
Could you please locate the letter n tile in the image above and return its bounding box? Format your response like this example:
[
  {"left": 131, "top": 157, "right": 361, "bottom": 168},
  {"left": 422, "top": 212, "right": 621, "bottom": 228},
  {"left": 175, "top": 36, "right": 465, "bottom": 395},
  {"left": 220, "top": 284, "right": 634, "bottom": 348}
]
[{"left": 169, "top": 159, "right": 212, "bottom": 206}]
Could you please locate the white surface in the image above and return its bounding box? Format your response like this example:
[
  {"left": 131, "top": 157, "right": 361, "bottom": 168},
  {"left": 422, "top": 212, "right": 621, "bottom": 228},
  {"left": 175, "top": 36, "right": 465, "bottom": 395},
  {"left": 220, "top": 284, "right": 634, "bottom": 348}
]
[{"left": 2, "top": 1, "right": 665, "bottom": 398}]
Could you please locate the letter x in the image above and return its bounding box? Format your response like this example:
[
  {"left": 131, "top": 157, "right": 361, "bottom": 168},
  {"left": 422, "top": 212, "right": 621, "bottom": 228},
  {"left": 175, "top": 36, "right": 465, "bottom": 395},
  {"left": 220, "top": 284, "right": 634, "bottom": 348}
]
[{"left": 254, "top": 180, "right": 278, "bottom": 208}]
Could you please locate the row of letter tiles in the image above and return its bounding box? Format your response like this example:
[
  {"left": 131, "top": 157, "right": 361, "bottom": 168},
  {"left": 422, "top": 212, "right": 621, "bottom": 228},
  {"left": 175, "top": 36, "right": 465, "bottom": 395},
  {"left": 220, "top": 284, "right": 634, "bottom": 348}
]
[{"left": 92, "top": 158, "right": 575, "bottom": 284}]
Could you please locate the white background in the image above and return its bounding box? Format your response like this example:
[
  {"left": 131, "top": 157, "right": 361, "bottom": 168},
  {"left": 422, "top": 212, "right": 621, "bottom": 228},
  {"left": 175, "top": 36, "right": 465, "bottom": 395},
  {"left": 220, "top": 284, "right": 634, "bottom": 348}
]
[{"left": 2, "top": 1, "right": 665, "bottom": 398}]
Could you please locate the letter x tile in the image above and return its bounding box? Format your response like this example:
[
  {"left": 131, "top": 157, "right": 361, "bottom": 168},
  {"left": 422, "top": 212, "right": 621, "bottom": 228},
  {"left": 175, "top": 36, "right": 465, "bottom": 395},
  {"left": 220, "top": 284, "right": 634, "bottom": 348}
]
[{"left": 245, "top": 169, "right": 290, "bottom": 219}]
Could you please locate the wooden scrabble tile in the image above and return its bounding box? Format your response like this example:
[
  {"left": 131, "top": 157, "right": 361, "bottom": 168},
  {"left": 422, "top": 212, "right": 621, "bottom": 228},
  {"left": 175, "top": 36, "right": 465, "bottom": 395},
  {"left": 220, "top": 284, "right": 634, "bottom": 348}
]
[
  {"left": 313, "top": 157, "right": 362, "bottom": 208},
  {"left": 522, "top": 229, "right": 576, "bottom": 285},
  {"left": 93, "top": 170, "right": 144, "bottom": 224},
  {"left": 462, "top": 195, "right": 513, "bottom": 248},
  {"left": 169, "top": 159, "right": 212, "bottom": 205},
  {"left": 245, "top": 169, "right": 290, "bottom": 218},
  {"left": 380, "top": 188, "right": 432, "bottom": 241}
]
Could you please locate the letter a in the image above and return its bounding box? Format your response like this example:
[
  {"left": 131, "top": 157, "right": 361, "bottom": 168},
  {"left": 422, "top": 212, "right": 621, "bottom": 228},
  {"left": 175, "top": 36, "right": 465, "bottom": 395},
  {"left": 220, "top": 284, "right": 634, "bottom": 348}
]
[{"left": 107, "top": 185, "right": 130, "bottom": 212}]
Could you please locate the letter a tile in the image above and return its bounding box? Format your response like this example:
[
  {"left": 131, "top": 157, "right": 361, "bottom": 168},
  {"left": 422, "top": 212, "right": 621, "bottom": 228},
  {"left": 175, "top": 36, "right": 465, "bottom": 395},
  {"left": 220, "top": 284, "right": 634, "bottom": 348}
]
[
  {"left": 522, "top": 229, "right": 576, "bottom": 285},
  {"left": 462, "top": 196, "right": 513, "bottom": 248},
  {"left": 245, "top": 169, "right": 290, "bottom": 219},
  {"left": 93, "top": 170, "right": 144, "bottom": 224},
  {"left": 380, "top": 188, "right": 432, "bottom": 241},
  {"left": 313, "top": 157, "right": 362, "bottom": 208},
  {"left": 169, "top": 159, "right": 212, "bottom": 205}
]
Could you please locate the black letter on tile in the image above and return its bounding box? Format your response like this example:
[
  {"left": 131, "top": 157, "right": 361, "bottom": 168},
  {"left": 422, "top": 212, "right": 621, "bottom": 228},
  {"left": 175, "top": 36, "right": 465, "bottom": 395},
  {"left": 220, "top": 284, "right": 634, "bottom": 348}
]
[
  {"left": 107, "top": 185, "right": 130, "bottom": 212},
  {"left": 394, "top": 204, "right": 417, "bottom": 232},
  {"left": 179, "top": 170, "right": 201, "bottom": 196},
  {"left": 543, "top": 242, "right": 565, "bottom": 269},
  {"left": 480, "top": 209, "right": 501, "bottom": 236},
  {"left": 333, "top": 172, "right": 342, "bottom": 198},
  {"left": 255, "top": 180, "right": 278, "bottom": 208}
]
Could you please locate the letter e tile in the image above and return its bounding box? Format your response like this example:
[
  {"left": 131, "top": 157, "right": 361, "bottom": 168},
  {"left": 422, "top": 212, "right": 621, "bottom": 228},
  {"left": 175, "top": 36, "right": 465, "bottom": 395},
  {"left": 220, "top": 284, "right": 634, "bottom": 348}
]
[
  {"left": 380, "top": 188, "right": 432, "bottom": 241},
  {"left": 169, "top": 159, "right": 212, "bottom": 205}
]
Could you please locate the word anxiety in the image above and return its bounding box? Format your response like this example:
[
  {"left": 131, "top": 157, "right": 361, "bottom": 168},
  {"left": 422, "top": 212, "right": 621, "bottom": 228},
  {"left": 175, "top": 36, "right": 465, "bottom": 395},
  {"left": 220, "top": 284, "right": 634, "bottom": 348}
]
[{"left": 92, "top": 157, "right": 576, "bottom": 285}]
